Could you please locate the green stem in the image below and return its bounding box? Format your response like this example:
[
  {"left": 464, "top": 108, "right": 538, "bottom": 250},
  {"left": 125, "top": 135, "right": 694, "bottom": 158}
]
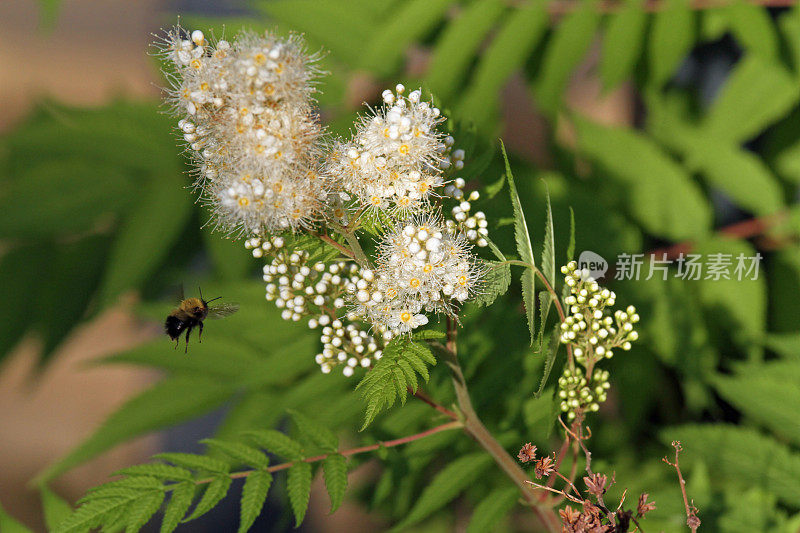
[
  {"left": 439, "top": 319, "right": 560, "bottom": 532},
  {"left": 330, "top": 221, "right": 369, "bottom": 268}
]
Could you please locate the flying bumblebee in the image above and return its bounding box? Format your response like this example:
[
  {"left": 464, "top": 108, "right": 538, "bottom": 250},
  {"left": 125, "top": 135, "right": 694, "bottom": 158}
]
[{"left": 165, "top": 288, "right": 239, "bottom": 352}]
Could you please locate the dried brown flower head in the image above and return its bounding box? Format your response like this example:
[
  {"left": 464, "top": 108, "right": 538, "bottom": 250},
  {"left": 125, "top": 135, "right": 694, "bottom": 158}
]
[
  {"left": 636, "top": 493, "right": 656, "bottom": 518},
  {"left": 517, "top": 442, "right": 537, "bottom": 463},
  {"left": 583, "top": 473, "right": 608, "bottom": 499},
  {"left": 534, "top": 453, "right": 556, "bottom": 479}
]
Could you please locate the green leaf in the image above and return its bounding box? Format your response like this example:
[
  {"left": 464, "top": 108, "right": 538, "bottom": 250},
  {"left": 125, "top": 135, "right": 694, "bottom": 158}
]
[
  {"left": 501, "top": 141, "right": 536, "bottom": 344},
  {"left": 124, "top": 490, "right": 165, "bottom": 532},
  {"left": 466, "top": 486, "right": 518, "bottom": 533},
  {"left": 287, "top": 462, "right": 313, "bottom": 527},
  {"left": 711, "top": 360, "right": 800, "bottom": 446},
  {"left": 288, "top": 410, "right": 339, "bottom": 453},
  {"left": 600, "top": 0, "right": 646, "bottom": 90},
  {"left": 183, "top": 475, "right": 232, "bottom": 522},
  {"left": 155, "top": 453, "right": 230, "bottom": 474},
  {"left": 724, "top": 0, "right": 778, "bottom": 60},
  {"left": 0, "top": 501, "right": 33, "bottom": 533},
  {"left": 686, "top": 136, "right": 783, "bottom": 216},
  {"left": 763, "top": 333, "right": 800, "bottom": 359},
  {"left": 113, "top": 463, "right": 194, "bottom": 482},
  {"left": 55, "top": 495, "right": 135, "bottom": 533},
  {"left": 0, "top": 160, "right": 132, "bottom": 239},
  {"left": 703, "top": 56, "right": 800, "bottom": 144},
  {"left": 360, "top": 0, "right": 454, "bottom": 76},
  {"left": 426, "top": 0, "right": 506, "bottom": 102},
  {"left": 322, "top": 454, "right": 348, "bottom": 513},
  {"left": 534, "top": 329, "right": 561, "bottom": 398},
  {"left": 473, "top": 261, "right": 511, "bottom": 307},
  {"left": 0, "top": 244, "right": 48, "bottom": 362},
  {"left": 534, "top": 0, "right": 600, "bottom": 114},
  {"left": 41, "top": 487, "right": 72, "bottom": 531},
  {"left": 202, "top": 439, "right": 269, "bottom": 469},
  {"left": 98, "top": 166, "right": 192, "bottom": 305},
  {"left": 663, "top": 425, "right": 800, "bottom": 507},
  {"left": 38, "top": 376, "right": 236, "bottom": 482},
  {"left": 695, "top": 237, "right": 766, "bottom": 352},
  {"left": 392, "top": 452, "right": 493, "bottom": 531},
  {"left": 541, "top": 182, "right": 556, "bottom": 286},
  {"left": 566, "top": 206, "right": 576, "bottom": 261},
  {"left": 356, "top": 336, "right": 437, "bottom": 429},
  {"left": 573, "top": 115, "right": 711, "bottom": 240},
  {"left": 244, "top": 430, "right": 305, "bottom": 461},
  {"left": 160, "top": 482, "right": 195, "bottom": 533},
  {"left": 649, "top": 0, "right": 694, "bottom": 86},
  {"left": 458, "top": 2, "right": 548, "bottom": 129},
  {"left": 238, "top": 470, "right": 272, "bottom": 533}
]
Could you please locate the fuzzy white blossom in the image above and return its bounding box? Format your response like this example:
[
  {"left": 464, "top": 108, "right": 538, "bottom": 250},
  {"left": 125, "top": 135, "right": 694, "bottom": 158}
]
[
  {"left": 160, "top": 27, "right": 329, "bottom": 234},
  {"left": 350, "top": 215, "right": 483, "bottom": 334},
  {"left": 327, "top": 85, "right": 450, "bottom": 215}
]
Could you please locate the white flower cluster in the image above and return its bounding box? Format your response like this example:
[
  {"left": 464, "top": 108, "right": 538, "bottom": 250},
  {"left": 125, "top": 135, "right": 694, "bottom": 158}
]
[
  {"left": 327, "top": 84, "right": 448, "bottom": 214},
  {"left": 557, "top": 261, "right": 639, "bottom": 420},
  {"left": 444, "top": 188, "right": 489, "bottom": 247},
  {"left": 161, "top": 28, "right": 328, "bottom": 234},
  {"left": 350, "top": 215, "right": 482, "bottom": 334},
  {"left": 249, "top": 235, "right": 387, "bottom": 376}
]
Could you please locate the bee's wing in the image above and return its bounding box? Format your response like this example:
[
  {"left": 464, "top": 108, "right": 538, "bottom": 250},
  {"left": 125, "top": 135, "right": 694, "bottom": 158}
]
[{"left": 207, "top": 303, "right": 240, "bottom": 319}]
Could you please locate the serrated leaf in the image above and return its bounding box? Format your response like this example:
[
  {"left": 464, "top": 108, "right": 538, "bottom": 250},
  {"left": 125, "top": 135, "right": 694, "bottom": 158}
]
[
  {"left": 183, "top": 475, "right": 232, "bottom": 522},
  {"left": 534, "top": 329, "right": 561, "bottom": 399},
  {"left": 663, "top": 425, "right": 800, "bottom": 507},
  {"left": 155, "top": 453, "right": 230, "bottom": 474},
  {"left": 38, "top": 376, "right": 236, "bottom": 482},
  {"left": 501, "top": 141, "right": 536, "bottom": 344},
  {"left": 703, "top": 56, "right": 800, "bottom": 144},
  {"left": 458, "top": 2, "right": 548, "bottom": 129},
  {"left": 124, "top": 490, "right": 164, "bottom": 532},
  {"left": 474, "top": 261, "right": 511, "bottom": 307},
  {"left": 54, "top": 496, "right": 132, "bottom": 533},
  {"left": 600, "top": 0, "right": 646, "bottom": 90},
  {"left": 238, "top": 470, "right": 272, "bottom": 533},
  {"left": 245, "top": 430, "right": 305, "bottom": 461},
  {"left": 114, "top": 464, "right": 194, "bottom": 482},
  {"left": 202, "top": 439, "right": 269, "bottom": 469},
  {"left": 287, "top": 462, "right": 312, "bottom": 527},
  {"left": 649, "top": 0, "right": 694, "bottom": 86},
  {"left": 573, "top": 115, "right": 711, "bottom": 240},
  {"left": 541, "top": 182, "right": 556, "bottom": 286},
  {"left": 160, "top": 482, "right": 195, "bottom": 533},
  {"left": 466, "top": 486, "right": 518, "bottom": 533},
  {"left": 288, "top": 409, "right": 338, "bottom": 453},
  {"left": 41, "top": 487, "right": 72, "bottom": 531},
  {"left": 0, "top": 501, "right": 33, "bottom": 533},
  {"left": 322, "top": 454, "right": 348, "bottom": 513},
  {"left": 392, "top": 453, "right": 493, "bottom": 531},
  {"left": 566, "top": 207, "right": 576, "bottom": 262},
  {"left": 534, "top": 0, "right": 600, "bottom": 114}
]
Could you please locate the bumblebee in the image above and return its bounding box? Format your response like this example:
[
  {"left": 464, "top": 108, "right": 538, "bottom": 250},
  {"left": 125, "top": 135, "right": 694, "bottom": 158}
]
[{"left": 165, "top": 288, "right": 239, "bottom": 352}]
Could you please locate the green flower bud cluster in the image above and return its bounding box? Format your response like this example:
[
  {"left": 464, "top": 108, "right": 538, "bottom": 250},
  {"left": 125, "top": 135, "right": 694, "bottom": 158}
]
[
  {"left": 558, "top": 367, "right": 611, "bottom": 421},
  {"left": 557, "top": 261, "right": 639, "bottom": 420}
]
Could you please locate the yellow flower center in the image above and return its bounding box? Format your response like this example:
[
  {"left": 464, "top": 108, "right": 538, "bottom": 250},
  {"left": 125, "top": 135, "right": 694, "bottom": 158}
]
[
  {"left": 400, "top": 311, "right": 412, "bottom": 323},
  {"left": 254, "top": 53, "right": 266, "bottom": 65},
  {"left": 409, "top": 278, "right": 420, "bottom": 288},
  {"left": 458, "top": 275, "right": 467, "bottom": 285},
  {"left": 238, "top": 197, "right": 250, "bottom": 207},
  {"left": 398, "top": 144, "right": 409, "bottom": 155},
  {"left": 423, "top": 264, "right": 432, "bottom": 273}
]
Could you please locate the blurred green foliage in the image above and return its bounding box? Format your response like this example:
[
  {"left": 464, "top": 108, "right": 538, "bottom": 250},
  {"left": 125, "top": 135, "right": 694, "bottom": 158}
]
[{"left": 3, "top": 0, "right": 800, "bottom": 531}]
